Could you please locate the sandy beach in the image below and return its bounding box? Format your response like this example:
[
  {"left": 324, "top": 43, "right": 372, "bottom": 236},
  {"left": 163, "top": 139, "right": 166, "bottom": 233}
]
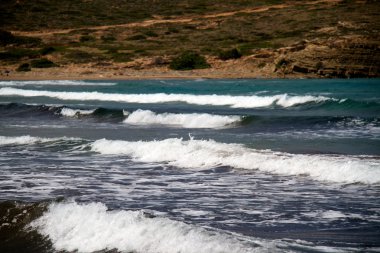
[{"left": 0, "top": 55, "right": 315, "bottom": 81}]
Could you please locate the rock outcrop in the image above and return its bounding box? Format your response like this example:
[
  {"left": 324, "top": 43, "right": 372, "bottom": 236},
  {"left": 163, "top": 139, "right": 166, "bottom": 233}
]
[{"left": 274, "top": 36, "right": 380, "bottom": 78}]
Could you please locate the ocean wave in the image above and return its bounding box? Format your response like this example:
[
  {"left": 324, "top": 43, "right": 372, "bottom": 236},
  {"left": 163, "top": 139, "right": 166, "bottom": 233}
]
[
  {"left": 60, "top": 107, "right": 95, "bottom": 117},
  {"left": 0, "top": 103, "right": 126, "bottom": 121},
  {"left": 2, "top": 134, "right": 379, "bottom": 184},
  {"left": 124, "top": 109, "right": 241, "bottom": 128},
  {"left": 0, "top": 135, "right": 80, "bottom": 146},
  {"left": 30, "top": 201, "right": 257, "bottom": 253},
  {"left": 0, "top": 87, "right": 334, "bottom": 108},
  {"left": 0, "top": 80, "right": 116, "bottom": 86},
  {"left": 91, "top": 138, "right": 380, "bottom": 184},
  {"left": 0, "top": 135, "right": 58, "bottom": 145},
  {"left": 2, "top": 200, "right": 364, "bottom": 253}
]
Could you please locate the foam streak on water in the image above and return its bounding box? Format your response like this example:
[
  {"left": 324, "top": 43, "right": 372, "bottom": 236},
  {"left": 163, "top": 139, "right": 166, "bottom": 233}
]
[{"left": 0, "top": 87, "right": 333, "bottom": 108}]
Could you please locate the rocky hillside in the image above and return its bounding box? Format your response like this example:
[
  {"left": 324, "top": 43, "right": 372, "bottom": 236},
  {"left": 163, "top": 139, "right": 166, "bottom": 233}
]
[{"left": 0, "top": 0, "right": 379, "bottom": 78}]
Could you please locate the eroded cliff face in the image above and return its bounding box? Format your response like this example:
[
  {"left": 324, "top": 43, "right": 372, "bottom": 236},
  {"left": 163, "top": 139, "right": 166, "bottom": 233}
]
[{"left": 274, "top": 36, "right": 380, "bottom": 78}]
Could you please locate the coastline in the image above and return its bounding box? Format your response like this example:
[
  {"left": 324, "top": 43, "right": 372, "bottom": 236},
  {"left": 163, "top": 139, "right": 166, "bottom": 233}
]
[{"left": 0, "top": 59, "right": 317, "bottom": 81}]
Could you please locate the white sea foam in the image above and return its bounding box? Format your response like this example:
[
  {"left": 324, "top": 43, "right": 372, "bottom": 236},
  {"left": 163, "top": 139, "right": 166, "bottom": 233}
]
[
  {"left": 91, "top": 138, "right": 380, "bottom": 184},
  {"left": 124, "top": 109, "right": 241, "bottom": 128},
  {"left": 0, "top": 135, "right": 77, "bottom": 146},
  {"left": 0, "top": 87, "right": 333, "bottom": 108},
  {"left": 302, "top": 210, "right": 365, "bottom": 221},
  {"left": 0, "top": 135, "right": 55, "bottom": 145},
  {"left": 60, "top": 108, "right": 95, "bottom": 117},
  {"left": 30, "top": 201, "right": 258, "bottom": 253},
  {"left": 0, "top": 80, "right": 116, "bottom": 86}
]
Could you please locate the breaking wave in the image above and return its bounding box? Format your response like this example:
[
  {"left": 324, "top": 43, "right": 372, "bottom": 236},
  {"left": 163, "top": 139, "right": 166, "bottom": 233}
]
[
  {"left": 0, "top": 135, "right": 60, "bottom": 146},
  {"left": 1, "top": 200, "right": 364, "bottom": 253},
  {"left": 0, "top": 103, "right": 243, "bottom": 127},
  {"left": 2, "top": 134, "right": 379, "bottom": 184},
  {"left": 91, "top": 138, "right": 380, "bottom": 184},
  {"left": 124, "top": 109, "right": 241, "bottom": 128},
  {"left": 60, "top": 108, "right": 95, "bottom": 117},
  {"left": 30, "top": 201, "right": 258, "bottom": 253},
  {"left": 0, "top": 87, "right": 334, "bottom": 108},
  {"left": 0, "top": 135, "right": 81, "bottom": 146}
]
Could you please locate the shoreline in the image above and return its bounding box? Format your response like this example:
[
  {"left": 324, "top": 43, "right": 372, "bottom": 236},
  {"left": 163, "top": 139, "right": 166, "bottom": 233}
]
[{"left": 0, "top": 62, "right": 319, "bottom": 81}]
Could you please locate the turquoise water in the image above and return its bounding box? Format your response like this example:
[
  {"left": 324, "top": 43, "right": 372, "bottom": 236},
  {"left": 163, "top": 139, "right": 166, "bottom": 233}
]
[{"left": 0, "top": 79, "right": 379, "bottom": 253}]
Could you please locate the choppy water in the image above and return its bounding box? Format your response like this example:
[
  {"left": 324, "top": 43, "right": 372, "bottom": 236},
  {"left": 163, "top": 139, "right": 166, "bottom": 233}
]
[{"left": 0, "top": 79, "right": 379, "bottom": 253}]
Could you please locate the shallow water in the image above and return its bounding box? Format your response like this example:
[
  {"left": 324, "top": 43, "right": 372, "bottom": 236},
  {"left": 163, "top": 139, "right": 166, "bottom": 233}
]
[{"left": 0, "top": 79, "right": 379, "bottom": 253}]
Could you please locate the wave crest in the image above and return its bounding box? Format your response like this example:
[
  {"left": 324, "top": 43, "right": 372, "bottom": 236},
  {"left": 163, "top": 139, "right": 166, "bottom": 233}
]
[
  {"left": 91, "top": 138, "right": 380, "bottom": 184},
  {"left": 124, "top": 109, "right": 241, "bottom": 128},
  {"left": 0, "top": 87, "right": 333, "bottom": 108},
  {"left": 0, "top": 135, "right": 80, "bottom": 146},
  {"left": 30, "top": 201, "right": 256, "bottom": 253},
  {"left": 60, "top": 108, "right": 95, "bottom": 117}
]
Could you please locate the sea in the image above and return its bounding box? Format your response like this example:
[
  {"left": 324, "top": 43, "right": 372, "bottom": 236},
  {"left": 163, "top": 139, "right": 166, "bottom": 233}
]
[{"left": 0, "top": 78, "right": 379, "bottom": 253}]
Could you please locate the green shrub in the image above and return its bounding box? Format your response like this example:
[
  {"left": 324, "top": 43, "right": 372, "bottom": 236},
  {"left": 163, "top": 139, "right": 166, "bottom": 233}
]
[
  {"left": 65, "top": 51, "right": 94, "bottom": 63},
  {"left": 144, "top": 31, "right": 158, "bottom": 37},
  {"left": 79, "top": 35, "right": 96, "bottom": 42},
  {"left": 258, "top": 62, "right": 266, "bottom": 68},
  {"left": 0, "top": 30, "right": 41, "bottom": 46},
  {"left": 169, "top": 51, "right": 210, "bottom": 70},
  {"left": 167, "top": 27, "right": 179, "bottom": 34},
  {"left": 31, "top": 58, "right": 58, "bottom": 68},
  {"left": 127, "top": 34, "right": 147, "bottom": 40},
  {"left": 15, "top": 36, "right": 42, "bottom": 46},
  {"left": 218, "top": 48, "right": 242, "bottom": 60},
  {"left": 40, "top": 46, "right": 56, "bottom": 55},
  {"left": 16, "top": 63, "right": 31, "bottom": 72},
  {"left": 0, "top": 30, "right": 16, "bottom": 46},
  {"left": 276, "top": 58, "right": 289, "bottom": 69},
  {"left": 101, "top": 35, "right": 116, "bottom": 42},
  {"left": 0, "top": 49, "right": 40, "bottom": 60},
  {"left": 183, "top": 25, "right": 196, "bottom": 30},
  {"left": 316, "top": 61, "right": 323, "bottom": 70},
  {"left": 111, "top": 52, "right": 133, "bottom": 62}
]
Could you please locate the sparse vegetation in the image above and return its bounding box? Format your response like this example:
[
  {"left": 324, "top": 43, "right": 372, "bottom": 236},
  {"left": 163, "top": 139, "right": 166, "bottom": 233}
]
[
  {"left": 0, "top": 30, "right": 16, "bottom": 46},
  {"left": 110, "top": 52, "right": 133, "bottom": 62},
  {"left": 144, "top": 31, "right": 159, "bottom": 37},
  {"left": 0, "top": 0, "right": 292, "bottom": 31},
  {"left": 80, "top": 35, "right": 96, "bottom": 42},
  {"left": 316, "top": 61, "right": 323, "bottom": 70},
  {"left": 218, "top": 48, "right": 242, "bottom": 60},
  {"left": 0, "top": 0, "right": 379, "bottom": 77},
  {"left": 258, "top": 62, "right": 266, "bottom": 68},
  {"left": 40, "top": 46, "right": 56, "bottom": 55},
  {"left": 16, "top": 63, "right": 31, "bottom": 72},
  {"left": 0, "top": 48, "right": 40, "bottom": 61},
  {"left": 101, "top": 35, "right": 116, "bottom": 42},
  {"left": 30, "top": 59, "right": 58, "bottom": 68},
  {"left": 170, "top": 51, "right": 210, "bottom": 70},
  {"left": 127, "top": 34, "right": 147, "bottom": 41},
  {"left": 276, "top": 58, "right": 289, "bottom": 69},
  {"left": 65, "top": 51, "right": 96, "bottom": 63},
  {"left": 0, "top": 30, "right": 41, "bottom": 46}
]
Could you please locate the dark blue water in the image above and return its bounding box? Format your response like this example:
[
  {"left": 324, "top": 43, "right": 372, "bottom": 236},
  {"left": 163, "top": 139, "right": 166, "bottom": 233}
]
[{"left": 0, "top": 79, "right": 379, "bottom": 253}]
